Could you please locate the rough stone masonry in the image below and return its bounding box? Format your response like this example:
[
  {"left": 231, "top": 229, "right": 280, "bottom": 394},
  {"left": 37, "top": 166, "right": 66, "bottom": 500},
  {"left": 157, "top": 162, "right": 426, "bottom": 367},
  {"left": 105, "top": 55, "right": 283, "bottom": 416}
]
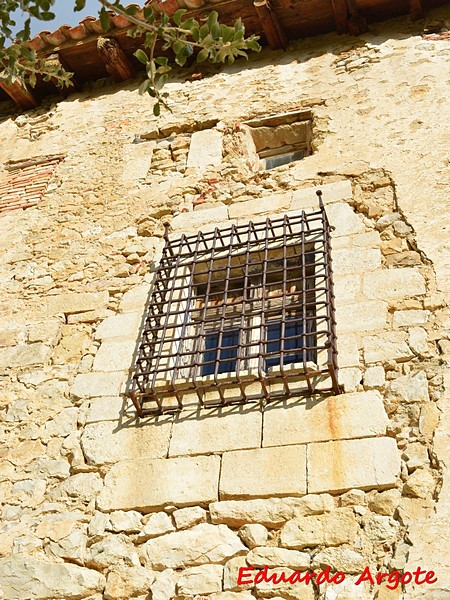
[{"left": 0, "top": 5, "right": 449, "bottom": 600}]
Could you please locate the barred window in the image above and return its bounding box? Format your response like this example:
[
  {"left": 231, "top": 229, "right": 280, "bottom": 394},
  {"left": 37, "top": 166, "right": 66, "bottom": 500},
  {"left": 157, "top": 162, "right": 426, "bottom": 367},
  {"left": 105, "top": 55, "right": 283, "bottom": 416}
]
[{"left": 129, "top": 195, "right": 340, "bottom": 416}]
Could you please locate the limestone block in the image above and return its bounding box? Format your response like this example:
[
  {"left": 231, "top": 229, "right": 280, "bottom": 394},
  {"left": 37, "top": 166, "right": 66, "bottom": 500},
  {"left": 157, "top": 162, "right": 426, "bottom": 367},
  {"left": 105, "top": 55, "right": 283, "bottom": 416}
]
[
  {"left": 71, "top": 371, "right": 126, "bottom": 398},
  {"left": 338, "top": 367, "right": 362, "bottom": 392},
  {"left": 263, "top": 391, "right": 388, "bottom": 447},
  {"left": 108, "top": 510, "right": 142, "bottom": 533},
  {"left": 88, "top": 533, "right": 140, "bottom": 570},
  {"left": 393, "top": 310, "right": 430, "bottom": 327},
  {"left": 81, "top": 419, "right": 172, "bottom": 465},
  {"left": 363, "top": 331, "right": 414, "bottom": 363},
  {"left": 28, "top": 320, "right": 61, "bottom": 345},
  {"left": 333, "top": 274, "right": 361, "bottom": 304},
  {"left": 409, "top": 326, "right": 430, "bottom": 356},
  {"left": 326, "top": 202, "right": 365, "bottom": 236},
  {"left": 97, "top": 455, "right": 220, "bottom": 512},
  {"left": 104, "top": 565, "right": 154, "bottom": 600},
  {"left": 0, "top": 343, "right": 52, "bottom": 368},
  {"left": 173, "top": 506, "right": 206, "bottom": 530},
  {"left": 255, "top": 567, "right": 316, "bottom": 600},
  {"left": 386, "top": 371, "right": 429, "bottom": 403},
  {"left": 224, "top": 556, "right": 252, "bottom": 591},
  {"left": 403, "top": 443, "right": 429, "bottom": 472},
  {"left": 332, "top": 247, "right": 381, "bottom": 275},
  {"left": 247, "top": 546, "right": 310, "bottom": 569},
  {"left": 150, "top": 569, "right": 178, "bottom": 600},
  {"left": 46, "top": 291, "right": 109, "bottom": 315},
  {"left": 95, "top": 312, "right": 142, "bottom": 340},
  {"left": 367, "top": 489, "right": 402, "bottom": 516},
  {"left": 0, "top": 556, "right": 105, "bottom": 600},
  {"left": 92, "top": 337, "right": 137, "bottom": 372},
  {"left": 85, "top": 396, "right": 126, "bottom": 424},
  {"left": 364, "top": 366, "right": 385, "bottom": 388},
  {"left": 403, "top": 468, "right": 435, "bottom": 498},
  {"left": 210, "top": 498, "right": 299, "bottom": 528},
  {"left": 209, "top": 593, "right": 254, "bottom": 600},
  {"left": 169, "top": 406, "right": 262, "bottom": 457},
  {"left": 7, "top": 440, "right": 44, "bottom": 466},
  {"left": 307, "top": 437, "right": 401, "bottom": 494},
  {"left": 177, "top": 564, "right": 223, "bottom": 595},
  {"left": 219, "top": 445, "right": 307, "bottom": 500},
  {"left": 363, "top": 268, "right": 426, "bottom": 300},
  {"left": 290, "top": 181, "right": 352, "bottom": 211},
  {"left": 280, "top": 508, "right": 358, "bottom": 549},
  {"left": 141, "top": 523, "right": 245, "bottom": 569},
  {"left": 312, "top": 547, "right": 366, "bottom": 574},
  {"left": 45, "top": 407, "right": 78, "bottom": 437},
  {"left": 335, "top": 301, "right": 388, "bottom": 333},
  {"left": 363, "top": 514, "right": 399, "bottom": 544},
  {"left": 337, "top": 334, "right": 360, "bottom": 368},
  {"left": 187, "top": 129, "right": 222, "bottom": 168},
  {"left": 228, "top": 193, "right": 291, "bottom": 220},
  {"left": 35, "top": 512, "right": 82, "bottom": 542},
  {"left": 59, "top": 472, "right": 103, "bottom": 503},
  {"left": 139, "top": 511, "right": 175, "bottom": 540},
  {"left": 119, "top": 285, "right": 150, "bottom": 313},
  {"left": 238, "top": 523, "right": 268, "bottom": 548},
  {"left": 171, "top": 205, "right": 228, "bottom": 231},
  {"left": 120, "top": 142, "right": 153, "bottom": 182}
]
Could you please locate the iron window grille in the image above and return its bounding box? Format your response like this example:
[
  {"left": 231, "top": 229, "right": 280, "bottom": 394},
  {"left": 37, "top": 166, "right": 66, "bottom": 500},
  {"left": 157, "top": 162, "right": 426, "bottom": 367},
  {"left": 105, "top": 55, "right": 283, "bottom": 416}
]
[{"left": 129, "top": 192, "right": 340, "bottom": 416}]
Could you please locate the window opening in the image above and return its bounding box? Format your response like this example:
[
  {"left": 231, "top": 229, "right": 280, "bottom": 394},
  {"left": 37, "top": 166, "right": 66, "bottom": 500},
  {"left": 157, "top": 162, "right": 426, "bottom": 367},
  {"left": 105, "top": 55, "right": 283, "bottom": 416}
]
[{"left": 128, "top": 193, "right": 340, "bottom": 416}]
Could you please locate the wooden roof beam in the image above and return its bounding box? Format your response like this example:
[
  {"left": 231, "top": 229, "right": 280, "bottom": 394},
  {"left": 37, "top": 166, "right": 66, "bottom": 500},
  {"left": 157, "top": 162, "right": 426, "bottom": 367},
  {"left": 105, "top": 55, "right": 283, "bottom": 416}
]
[
  {"left": 331, "top": 0, "right": 349, "bottom": 34},
  {"left": 0, "top": 80, "right": 40, "bottom": 110},
  {"left": 409, "top": 0, "right": 424, "bottom": 20},
  {"left": 97, "top": 37, "right": 135, "bottom": 82},
  {"left": 346, "top": 0, "right": 368, "bottom": 35},
  {"left": 254, "top": 0, "right": 288, "bottom": 50}
]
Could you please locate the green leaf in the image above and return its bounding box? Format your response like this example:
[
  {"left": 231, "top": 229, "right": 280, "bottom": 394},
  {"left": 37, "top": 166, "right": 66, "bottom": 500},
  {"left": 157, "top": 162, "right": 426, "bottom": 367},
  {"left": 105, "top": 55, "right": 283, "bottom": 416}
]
[
  {"left": 40, "top": 11, "right": 55, "bottom": 21},
  {"left": 173, "top": 9, "right": 187, "bottom": 26},
  {"left": 138, "top": 79, "right": 151, "bottom": 95},
  {"left": 196, "top": 48, "right": 209, "bottom": 63},
  {"left": 246, "top": 38, "right": 261, "bottom": 52},
  {"left": 156, "top": 65, "right": 171, "bottom": 75},
  {"left": 100, "top": 7, "right": 110, "bottom": 32},
  {"left": 153, "top": 102, "right": 161, "bottom": 117},
  {"left": 207, "top": 11, "right": 218, "bottom": 29},
  {"left": 190, "top": 26, "right": 200, "bottom": 42},
  {"left": 155, "top": 56, "right": 168, "bottom": 66},
  {"left": 135, "top": 49, "right": 148, "bottom": 65},
  {"left": 180, "top": 18, "right": 195, "bottom": 31},
  {"left": 74, "top": 0, "right": 86, "bottom": 10}
]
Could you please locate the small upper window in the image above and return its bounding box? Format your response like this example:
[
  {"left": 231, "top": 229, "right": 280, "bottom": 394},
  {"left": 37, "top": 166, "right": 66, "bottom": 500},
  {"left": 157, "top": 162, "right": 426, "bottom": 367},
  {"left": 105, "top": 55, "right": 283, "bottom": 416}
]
[
  {"left": 128, "top": 198, "right": 339, "bottom": 417},
  {"left": 242, "top": 109, "right": 312, "bottom": 171}
]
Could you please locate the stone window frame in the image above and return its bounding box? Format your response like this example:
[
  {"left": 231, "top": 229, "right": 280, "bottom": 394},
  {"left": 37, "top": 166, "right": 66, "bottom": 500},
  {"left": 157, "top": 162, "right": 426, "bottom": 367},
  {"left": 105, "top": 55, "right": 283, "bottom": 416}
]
[
  {"left": 128, "top": 201, "right": 340, "bottom": 417},
  {"left": 242, "top": 109, "right": 313, "bottom": 171}
]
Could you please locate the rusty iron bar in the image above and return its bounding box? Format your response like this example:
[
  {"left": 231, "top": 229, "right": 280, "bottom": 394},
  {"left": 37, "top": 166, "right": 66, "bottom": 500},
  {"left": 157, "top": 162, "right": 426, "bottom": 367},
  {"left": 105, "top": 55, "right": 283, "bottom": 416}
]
[{"left": 129, "top": 201, "right": 341, "bottom": 416}]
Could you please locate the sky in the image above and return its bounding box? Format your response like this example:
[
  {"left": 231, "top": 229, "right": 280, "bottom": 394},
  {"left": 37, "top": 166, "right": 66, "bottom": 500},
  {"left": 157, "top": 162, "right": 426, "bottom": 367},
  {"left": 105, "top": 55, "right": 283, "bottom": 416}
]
[{"left": 12, "top": 0, "right": 112, "bottom": 37}]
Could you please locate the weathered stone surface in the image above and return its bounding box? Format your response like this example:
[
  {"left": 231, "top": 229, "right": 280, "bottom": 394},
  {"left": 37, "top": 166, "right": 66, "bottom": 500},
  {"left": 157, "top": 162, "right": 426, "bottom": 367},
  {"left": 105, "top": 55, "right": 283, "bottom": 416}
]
[
  {"left": 71, "top": 371, "right": 126, "bottom": 398},
  {"left": 209, "top": 593, "right": 254, "bottom": 600},
  {"left": 264, "top": 391, "right": 388, "bottom": 447},
  {"left": 247, "top": 546, "right": 310, "bottom": 569},
  {"left": 0, "top": 343, "right": 52, "bottom": 368},
  {"left": 290, "top": 181, "right": 352, "bottom": 211},
  {"left": 88, "top": 533, "right": 140, "bottom": 569},
  {"left": 187, "top": 129, "right": 222, "bottom": 168},
  {"left": 307, "top": 437, "right": 401, "bottom": 494},
  {"left": 337, "top": 334, "right": 360, "bottom": 368},
  {"left": 326, "top": 202, "right": 365, "bottom": 236},
  {"left": 169, "top": 406, "right": 261, "bottom": 456},
  {"left": 92, "top": 337, "right": 137, "bottom": 371},
  {"left": 367, "top": 488, "right": 402, "bottom": 516},
  {"left": 119, "top": 285, "right": 150, "bottom": 313},
  {"left": 108, "top": 510, "right": 142, "bottom": 533},
  {"left": 363, "top": 331, "right": 414, "bottom": 363},
  {"left": 177, "top": 564, "right": 223, "bottom": 595},
  {"left": 97, "top": 455, "right": 220, "bottom": 511},
  {"left": 173, "top": 506, "right": 206, "bottom": 530},
  {"left": 336, "top": 301, "right": 388, "bottom": 333},
  {"left": 46, "top": 291, "right": 109, "bottom": 315},
  {"left": 104, "top": 565, "right": 154, "bottom": 600},
  {"left": 171, "top": 205, "right": 228, "bottom": 231},
  {"left": 229, "top": 193, "right": 291, "bottom": 220},
  {"left": 150, "top": 569, "right": 178, "bottom": 600},
  {"left": 255, "top": 567, "right": 316, "bottom": 600},
  {"left": 363, "top": 268, "right": 426, "bottom": 300},
  {"left": 403, "top": 469, "right": 436, "bottom": 499},
  {"left": 403, "top": 442, "right": 429, "bottom": 472},
  {"left": 0, "top": 556, "right": 105, "bottom": 599},
  {"left": 85, "top": 396, "right": 125, "bottom": 423},
  {"left": 280, "top": 508, "right": 358, "bottom": 549},
  {"left": 139, "top": 511, "right": 175, "bottom": 540},
  {"left": 238, "top": 523, "right": 268, "bottom": 548},
  {"left": 312, "top": 547, "right": 366, "bottom": 574},
  {"left": 59, "top": 473, "right": 103, "bottom": 503},
  {"left": 81, "top": 419, "right": 172, "bottom": 465},
  {"left": 35, "top": 512, "right": 82, "bottom": 542},
  {"left": 220, "top": 445, "right": 307, "bottom": 500},
  {"left": 95, "top": 311, "right": 142, "bottom": 339},
  {"left": 363, "top": 365, "right": 385, "bottom": 388},
  {"left": 332, "top": 247, "right": 381, "bottom": 275},
  {"left": 386, "top": 371, "right": 429, "bottom": 403},
  {"left": 141, "top": 523, "right": 245, "bottom": 569},
  {"left": 363, "top": 514, "right": 399, "bottom": 545},
  {"left": 393, "top": 309, "right": 430, "bottom": 327}
]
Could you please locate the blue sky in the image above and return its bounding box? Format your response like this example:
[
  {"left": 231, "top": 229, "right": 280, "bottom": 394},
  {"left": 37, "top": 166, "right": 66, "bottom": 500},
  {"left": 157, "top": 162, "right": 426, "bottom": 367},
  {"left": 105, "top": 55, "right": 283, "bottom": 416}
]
[{"left": 12, "top": 0, "right": 110, "bottom": 36}]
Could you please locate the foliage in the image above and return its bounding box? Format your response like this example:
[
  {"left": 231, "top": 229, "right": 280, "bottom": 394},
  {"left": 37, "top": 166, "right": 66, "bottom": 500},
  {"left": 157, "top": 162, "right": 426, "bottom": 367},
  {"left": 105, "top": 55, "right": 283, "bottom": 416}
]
[{"left": 0, "top": 0, "right": 261, "bottom": 114}]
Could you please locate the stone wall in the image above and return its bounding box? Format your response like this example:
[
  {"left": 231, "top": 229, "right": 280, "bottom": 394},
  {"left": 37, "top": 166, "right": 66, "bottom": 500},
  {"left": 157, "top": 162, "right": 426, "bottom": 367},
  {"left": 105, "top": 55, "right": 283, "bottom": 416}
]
[{"left": 0, "top": 6, "right": 449, "bottom": 600}]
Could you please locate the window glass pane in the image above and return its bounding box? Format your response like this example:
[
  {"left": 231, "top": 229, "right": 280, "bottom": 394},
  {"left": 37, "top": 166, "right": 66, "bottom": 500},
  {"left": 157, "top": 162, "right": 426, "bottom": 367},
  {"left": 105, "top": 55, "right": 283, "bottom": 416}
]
[
  {"left": 202, "top": 329, "right": 240, "bottom": 375},
  {"left": 265, "top": 317, "right": 304, "bottom": 369}
]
